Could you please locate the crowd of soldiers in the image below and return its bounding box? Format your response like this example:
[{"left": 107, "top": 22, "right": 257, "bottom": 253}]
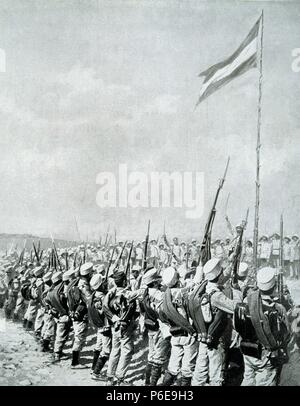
[{"left": 0, "top": 221, "right": 300, "bottom": 387}]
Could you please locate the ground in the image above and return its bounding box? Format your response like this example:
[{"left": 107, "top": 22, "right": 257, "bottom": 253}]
[
  {"left": 0, "top": 315, "right": 147, "bottom": 386},
  {"left": 0, "top": 280, "right": 300, "bottom": 386}
]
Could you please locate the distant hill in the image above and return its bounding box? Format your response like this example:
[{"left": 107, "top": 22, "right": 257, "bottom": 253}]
[{"left": 0, "top": 233, "right": 79, "bottom": 253}]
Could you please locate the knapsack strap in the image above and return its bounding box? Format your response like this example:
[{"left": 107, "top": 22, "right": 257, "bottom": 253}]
[
  {"left": 163, "top": 288, "right": 195, "bottom": 335},
  {"left": 248, "top": 290, "right": 278, "bottom": 350}
]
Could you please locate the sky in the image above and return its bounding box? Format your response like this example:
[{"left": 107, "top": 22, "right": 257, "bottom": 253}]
[{"left": 0, "top": 0, "right": 299, "bottom": 242}]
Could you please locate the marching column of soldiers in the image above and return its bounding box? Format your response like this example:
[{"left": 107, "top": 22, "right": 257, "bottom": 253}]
[{"left": 0, "top": 221, "right": 300, "bottom": 387}]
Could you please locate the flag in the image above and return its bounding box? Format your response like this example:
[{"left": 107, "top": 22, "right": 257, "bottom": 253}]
[{"left": 196, "top": 16, "right": 261, "bottom": 106}]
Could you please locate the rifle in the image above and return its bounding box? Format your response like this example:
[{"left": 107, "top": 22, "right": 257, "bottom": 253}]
[
  {"left": 83, "top": 243, "right": 86, "bottom": 264},
  {"left": 198, "top": 157, "right": 230, "bottom": 266},
  {"left": 50, "top": 235, "right": 62, "bottom": 271},
  {"left": 73, "top": 252, "right": 77, "bottom": 268},
  {"left": 32, "top": 241, "right": 40, "bottom": 265},
  {"left": 278, "top": 214, "right": 284, "bottom": 303},
  {"left": 125, "top": 241, "right": 134, "bottom": 286},
  {"left": 105, "top": 246, "right": 116, "bottom": 282},
  {"left": 113, "top": 241, "right": 128, "bottom": 270},
  {"left": 39, "top": 249, "right": 44, "bottom": 262},
  {"left": 104, "top": 225, "right": 110, "bottom": 247},
  {"left": 232, "top": 208, "right": 249, "bottom": 284},
  {"left": 65, "top": 249, "right": 69, "bottom": 271},
  {"left": 168, "top": 245, "right": 174, "bottom": 266},
  {"left": 142, "top": 220, "right": 151, "bottom": 271}
]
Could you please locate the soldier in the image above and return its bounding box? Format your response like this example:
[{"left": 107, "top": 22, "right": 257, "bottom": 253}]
[
  {"left": 103, "top": 268, "right": 139, "bottom": 385},
  {"left": 270, "top": 233, "right": 280, "bottom": 268},
  {"left": 89, "top": 274, "right": 112, "bottom": 380},
  {"left": 135, "top": 242, "right": 143, "bottom": 267},
  {"left": 46, "top": 270, "right": 70, "bottom": 362},
  {"left": 32, "top": 266, "right": 46, "bottom": 338},
  {"left": 130, "top": 264, "right": 142, "bottom": 291},
  {"left": 223, "top": 237, "right": 232, "bottom": 258},
  {"left": 4, "top": 275, "right": 20, "bottom": 319},
  {"left": 160, "top": 266, "right": 198, "bottom": 386},
  {"left": 236, "top": 267, "right": 291, "bottom": 386},
  {"left": 158, "top": 243, "right": 168, "bottom": 268},
  {"left": 172, "top": 237, "right": 181, "bottom": 263},
  {"left": 212, "top": 239, "right": 225, "bottom": 258},
  {"left": 290, "top": 235, "right": 300, "bottom": 280},
  {"left": 23, "top": 266, "right": 44, "bottom": 330},
  {"left": 283, "top": 237, "right": 291, "bottom": 278},
  {"left": 140, "top": 267, "right": 171, "bottom": 386},
  {"left": 258, "top": 235, "right": 271, "bottom": 268},
  {"left": 67, "top": 262, "right": 93, "bottom": 368},
  {"left": 39, "top": 271, "right": 56, "bottom": 352},
  {"left": 222, "top": 262, "right": 249, "bottom": 386},
  {"left": 0, "top": 269, "right": 7, "bottom": 308},
  {"left": 189, "top": 239, "right": 198, "bottom": 263},
  {"left": 190, "top": 258, "right": 241, "bottom": 386},
  {"left": 242, "top": 240, "right": 253, "bottom": 266}
]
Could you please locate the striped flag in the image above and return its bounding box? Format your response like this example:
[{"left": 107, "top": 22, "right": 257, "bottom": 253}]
[{"left": 196, "top": 16, "right": 261, "bottom": 106}]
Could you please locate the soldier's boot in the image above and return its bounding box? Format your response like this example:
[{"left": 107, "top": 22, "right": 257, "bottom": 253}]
[
  {"left": 144, "top": 363, "right": 153, "bottom": 386},
  {"left": 106, "top": 377, "right": 115, "bottom": 386},
  {"left": 71, "top": 351, "right": 80, "bottom": 368},
  {"left": 181, "top": 376, "right": 192, "bottom": 386},
  {"left": 26, "top": 320, "right": 34, "bottom": 331},
  {"left": 161, "top": 370, "right": 177, "bottom": 386},
  {"left": 150, "top": 364, "right": 162, "bottom": 386},
  {"left": 91, "top": 350, "right": 100, "bottom": 372},
  {"left": 117, "top": 378, "right": 131, "bottom": 386},
  {"left": 22, "top": 319, "right": 27, "bottom": 328},
  {"left": 41, "top": 339, "right": 50, "bottom": 352},
  {"left": 13, "top": 313, "right": 19, "bottom": 322},
  {"left": 52, "top": 352, "right": 62, "bottom": 363},
  {"left": 91, "top": 356, "right": 109, "bottom": 380}
]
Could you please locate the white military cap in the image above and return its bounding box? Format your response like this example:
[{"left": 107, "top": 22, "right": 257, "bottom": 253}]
[
  {"left": 51, "top": 271, "right": 63, "bottom": 284},
  {"left": 34, "top": 266, "right": 44, "bottom": 278},
  {"left": 36, "top": 278, "right": 44, "bottom": 288},
  {"left": 257, "top": 267, "right": 276, "bottom": 291},
  {"left": 203, "top": 258, "right": 222, "bottom": 281},
  {"left": 90, "top": 274, "right": 103, "bottom": 291},
  {"left": 96, "top": 264, "right": 106, "bottom": 274},
  {"left": 80, "top": 262, "right": 94, "bottom": 276},
  {"left": 63, "top": 268, "right": 77, "bottom": 282},
  {"left": 161, "top": 266, "right": 178, "bottom": 288},
  {"left": 238, "top": 262, "right": 248, "bottom": 278},
  {"left": 142, "top": 268, "right": 161, "bottom": 287},
  {"left": 132, "top": 264, "right": 142, "bottom": 272},
  {"left": 43, "top": 271, "right": 52, "bottom": 283}
]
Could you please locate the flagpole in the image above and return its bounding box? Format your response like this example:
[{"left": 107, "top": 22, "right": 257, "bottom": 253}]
[{"left": 253, "top": 10, "right": 264, "bottom": 271}]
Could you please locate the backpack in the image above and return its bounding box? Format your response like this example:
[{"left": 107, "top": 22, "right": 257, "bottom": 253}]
[
  {"left": 235, "top": 290, "right": 290, "bottom": 361},
  {"left": 87, "top": 291, "right": 106, "bottom": 328},
  {"left": 140, "top": 288, "right": 159, "bottom": 331},
  {"left": 66, "top": 277, "right": 81, "bottom": 312},
  {"left": 46, "top": 281, "right": 69, "bottom": 316},
  {"left": 20, "top": 282, "right": 31, "bottom": 300},
  {"left": 188, "top": 281, "right": 229, "bottom": 348},
  {"left": 161, "top": 287, "right": 195, "bottom": 336}
]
